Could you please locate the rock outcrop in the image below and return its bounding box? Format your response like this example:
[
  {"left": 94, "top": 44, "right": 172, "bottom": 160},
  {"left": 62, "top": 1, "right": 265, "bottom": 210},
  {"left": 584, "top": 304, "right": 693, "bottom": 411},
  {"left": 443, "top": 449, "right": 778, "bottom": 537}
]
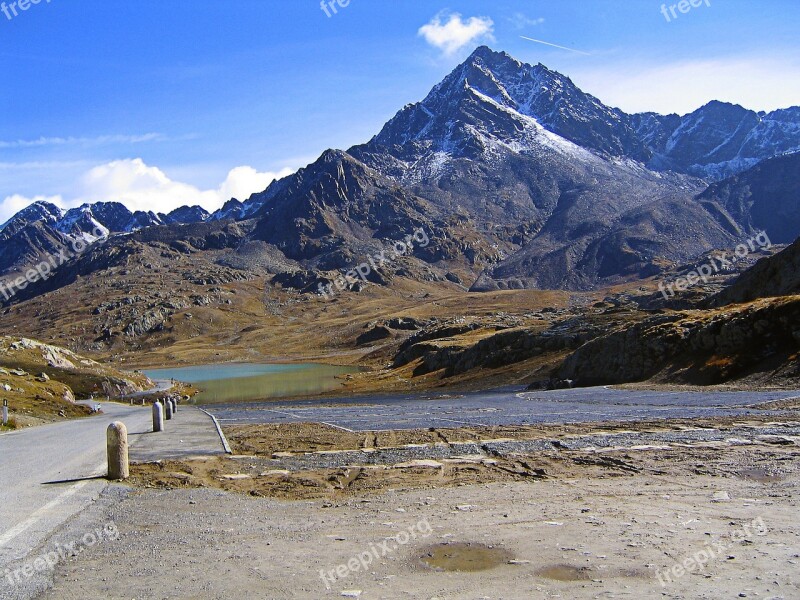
[{"left": 557, "top": 297, "right": 800, "bottom": 385}]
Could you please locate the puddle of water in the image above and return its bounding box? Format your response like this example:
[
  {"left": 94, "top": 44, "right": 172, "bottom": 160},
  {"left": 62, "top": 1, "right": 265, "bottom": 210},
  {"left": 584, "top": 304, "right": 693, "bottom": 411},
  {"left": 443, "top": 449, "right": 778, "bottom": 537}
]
[
  {"left": 418, "top": 543, "right": 512, "bottom": 572},
  {"left": 738, "top": 468, "right": 782, "bottom": 483},
  {"left": 536, "top": 564, "right": 593, "bottom": 581}
]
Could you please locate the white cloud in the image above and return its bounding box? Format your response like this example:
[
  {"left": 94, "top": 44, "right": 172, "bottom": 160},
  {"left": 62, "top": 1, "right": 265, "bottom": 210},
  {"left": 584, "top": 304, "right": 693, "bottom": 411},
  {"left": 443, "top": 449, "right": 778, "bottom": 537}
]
[
  {"left": 418, "top": 12, "right": 494, "bottom": 56},
  {"left": 0, "top": 158, "right": 295, "bottom": 223},
  {"left": 0, "top": 134, "right": 165, "bottom": 149},
  {"left": 76, "top": 159, "right": 218, "bottom": 214},
  {"left": 570, "top": 55, "right": 800, "bottom": 115},
  {"left": 509, "top": 13, "right": 544, "bottom": 29},
  {"left": 218, "top": 165, "right": 294, "bottom": 202}
]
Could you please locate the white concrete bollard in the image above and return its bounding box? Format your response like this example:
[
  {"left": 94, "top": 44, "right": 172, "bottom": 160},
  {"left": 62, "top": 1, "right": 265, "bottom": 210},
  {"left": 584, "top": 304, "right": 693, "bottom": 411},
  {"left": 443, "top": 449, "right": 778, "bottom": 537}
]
[
  {"left": 107, "top": 421, "right": 129, "bottom": 480},
  {"left": 165, "top": 399, "right": 173, "bottom": 420},
  {"left": 153, "top": 401, "right": 164, "bottom": 432},
  {"left": 171, "top": 398, "right": 177, "bottom": 413}
]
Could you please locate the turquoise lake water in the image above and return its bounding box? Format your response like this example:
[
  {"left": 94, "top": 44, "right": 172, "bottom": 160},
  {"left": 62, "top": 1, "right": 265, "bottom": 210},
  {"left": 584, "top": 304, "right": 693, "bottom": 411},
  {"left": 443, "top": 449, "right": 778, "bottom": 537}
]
[{"left": 143, "top": 363, "right": 359, "bottom": 404}]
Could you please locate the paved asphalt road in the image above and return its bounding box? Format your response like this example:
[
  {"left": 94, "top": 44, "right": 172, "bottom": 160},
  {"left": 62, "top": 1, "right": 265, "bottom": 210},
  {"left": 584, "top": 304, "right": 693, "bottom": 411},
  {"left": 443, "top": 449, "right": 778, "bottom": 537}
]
[
  {"left": 207, "top": 386, "right": 800, "bottom": 431},
  {"left": 127, "top": 379, "right": 173, "bottom": 398},
  {"left": 0, "top": 403, "right": 151, "bottom": 566}
]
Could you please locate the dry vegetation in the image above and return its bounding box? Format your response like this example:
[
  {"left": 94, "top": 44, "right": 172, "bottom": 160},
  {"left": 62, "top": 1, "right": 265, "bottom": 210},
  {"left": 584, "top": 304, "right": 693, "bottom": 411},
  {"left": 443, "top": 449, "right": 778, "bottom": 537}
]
[{"left": 0, "top": 336, "right": 153, "bottom": 425}]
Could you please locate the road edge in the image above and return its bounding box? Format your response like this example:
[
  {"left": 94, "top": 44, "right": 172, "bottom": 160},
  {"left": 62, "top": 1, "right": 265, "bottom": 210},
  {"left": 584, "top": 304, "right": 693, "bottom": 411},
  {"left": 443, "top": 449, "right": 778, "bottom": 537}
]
[{"left": 197, "top": 408, "right": 233, "bottom": 454}]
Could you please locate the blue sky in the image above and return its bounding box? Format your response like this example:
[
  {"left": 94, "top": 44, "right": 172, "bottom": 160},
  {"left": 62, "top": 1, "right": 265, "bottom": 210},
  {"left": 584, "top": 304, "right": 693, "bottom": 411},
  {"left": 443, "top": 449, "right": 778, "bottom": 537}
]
[{"left": 1, "top": 0, "right": 798, "bottom": 222}]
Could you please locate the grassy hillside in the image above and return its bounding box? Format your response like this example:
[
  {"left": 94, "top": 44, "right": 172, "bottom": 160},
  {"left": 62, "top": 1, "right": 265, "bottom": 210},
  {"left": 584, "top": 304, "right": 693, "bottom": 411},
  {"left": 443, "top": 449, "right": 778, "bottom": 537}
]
[{"left": 0, "top": 337, "right": 153, "bottom": 427}]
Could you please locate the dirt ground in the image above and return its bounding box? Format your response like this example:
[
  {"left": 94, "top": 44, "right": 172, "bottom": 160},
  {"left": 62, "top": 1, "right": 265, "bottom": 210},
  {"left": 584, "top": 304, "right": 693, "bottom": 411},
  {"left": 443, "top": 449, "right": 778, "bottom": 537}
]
[
  {"left": 128, "top": 417, "right": 800, "bottom": 500},
  {"left": 223, "top": 415, "right": 800, "bottom": 455},
  {"left": 38, "top": 439, "right": 798, "bottom": 599}
]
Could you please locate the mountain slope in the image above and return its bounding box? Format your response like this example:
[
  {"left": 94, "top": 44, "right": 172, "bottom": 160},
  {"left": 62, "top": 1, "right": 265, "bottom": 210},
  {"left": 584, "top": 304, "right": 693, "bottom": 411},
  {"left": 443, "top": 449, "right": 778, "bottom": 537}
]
[
  {"left": 347, "top": 47, "right": 750, "bottom": 290},
  {"left": 697, "top": 152, "right": 800, "bottom": 244},
  {"left": 472, "top": 193, "right": 739, "bottom": 290},
  {"left": 249, "top": 150, "right": 436, "bottom": 264},
  {"left": 0, "top": 336, "right": 153, "bottom": 424},
  {"left": 0, "top": 219, "right": 73, "bottom": 279},
  {"left": 0, "top": 201, "right": 163, "bottom": 275},
  {"left": 709, "top": 236, "right": 800, "bottom": 306}
]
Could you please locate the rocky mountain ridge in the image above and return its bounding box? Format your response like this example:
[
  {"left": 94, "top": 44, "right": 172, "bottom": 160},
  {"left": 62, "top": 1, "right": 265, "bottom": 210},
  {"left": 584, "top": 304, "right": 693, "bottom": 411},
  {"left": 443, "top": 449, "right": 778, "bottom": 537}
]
[{"left": 1, "top": 46, "right": 798, "bottom": 292}]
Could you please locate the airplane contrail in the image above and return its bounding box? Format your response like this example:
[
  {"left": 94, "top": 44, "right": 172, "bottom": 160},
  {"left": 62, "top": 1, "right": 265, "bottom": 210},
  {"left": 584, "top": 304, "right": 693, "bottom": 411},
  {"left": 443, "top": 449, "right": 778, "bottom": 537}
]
[{"left": 520, "top": 36, "right": 591, "bottom": 56}]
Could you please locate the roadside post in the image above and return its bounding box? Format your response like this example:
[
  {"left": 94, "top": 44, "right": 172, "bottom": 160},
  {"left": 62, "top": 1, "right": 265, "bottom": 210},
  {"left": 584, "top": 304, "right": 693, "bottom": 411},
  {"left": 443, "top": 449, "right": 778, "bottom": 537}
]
[
  {"left": 153, "top": 401, "right": 164, "bottom": 432},
  {"left": 107, "top": 421, "right": 129, "bottom": 480},
  {"left": 2, "top": 399, "right": 7, "bottom": 426},
  {"left": 165, "top": 399, "right": 173, "bottom": 420}
]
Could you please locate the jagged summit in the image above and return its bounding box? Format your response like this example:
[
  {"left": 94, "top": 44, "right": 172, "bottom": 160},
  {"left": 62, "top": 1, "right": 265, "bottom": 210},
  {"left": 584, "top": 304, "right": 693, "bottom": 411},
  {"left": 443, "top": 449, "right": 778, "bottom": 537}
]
[
  {"left": 0, "top": 201, "right": 63, "bottom": 234},
  {"left": 363, "top": 45, "right": 640, "bottom": 160},
  {"left": 360, "top": 47, "right": 800, "bottom": 179},
  {"left": 161, "top": 205, "right": 210, "bottom": 225}
]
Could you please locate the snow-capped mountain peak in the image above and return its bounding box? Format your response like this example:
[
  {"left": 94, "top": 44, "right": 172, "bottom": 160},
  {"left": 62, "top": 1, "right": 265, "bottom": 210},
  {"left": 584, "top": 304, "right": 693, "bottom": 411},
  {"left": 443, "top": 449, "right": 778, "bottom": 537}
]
[
  {"left": 0, "top": 201, "right": 63, "bottom": 234},
  {"left": 359, "top": 46, "right": 800, "bottom": 181}
]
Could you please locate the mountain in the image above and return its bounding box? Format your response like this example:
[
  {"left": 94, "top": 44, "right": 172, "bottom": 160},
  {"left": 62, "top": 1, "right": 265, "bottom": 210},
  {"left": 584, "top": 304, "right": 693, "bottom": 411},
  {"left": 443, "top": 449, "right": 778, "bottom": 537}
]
[
  {"left": 57, "top": 202, "right": 162, "bottom": 238},
  {"left": 247, "top": 57, "right": 724, "bottom": 290},
  {"left": 633, "top": 103, "right": 800, "bottom": 179},
  {"left": 0, "top": 201, "right": 63, "bottom": 234},
  {"left": 0, "top": 201, "right": 163, "bottom": 275},
  {"left": 209, "top": 199, "right": 250, "bottom": 222},
  {"left": 697, "top": 152, "right": 800, "bottom": 244},
  {"left": 352, "top": 47, "right": 799, "bottom": 183},
  {"left": 248, "top": 150, "right": 435, "bottom": 263},
  {"left": 348, "top": 47, "right": 769, "bottom": 289},
  {"left": 1, "top": 46, "right": 798, "bottom": 293},
  {"left": 350, "top": 46, "right": 650, "bottom": 170},
  {"left": 160, "top": 205, "right": 211, "bottom": 225}
]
